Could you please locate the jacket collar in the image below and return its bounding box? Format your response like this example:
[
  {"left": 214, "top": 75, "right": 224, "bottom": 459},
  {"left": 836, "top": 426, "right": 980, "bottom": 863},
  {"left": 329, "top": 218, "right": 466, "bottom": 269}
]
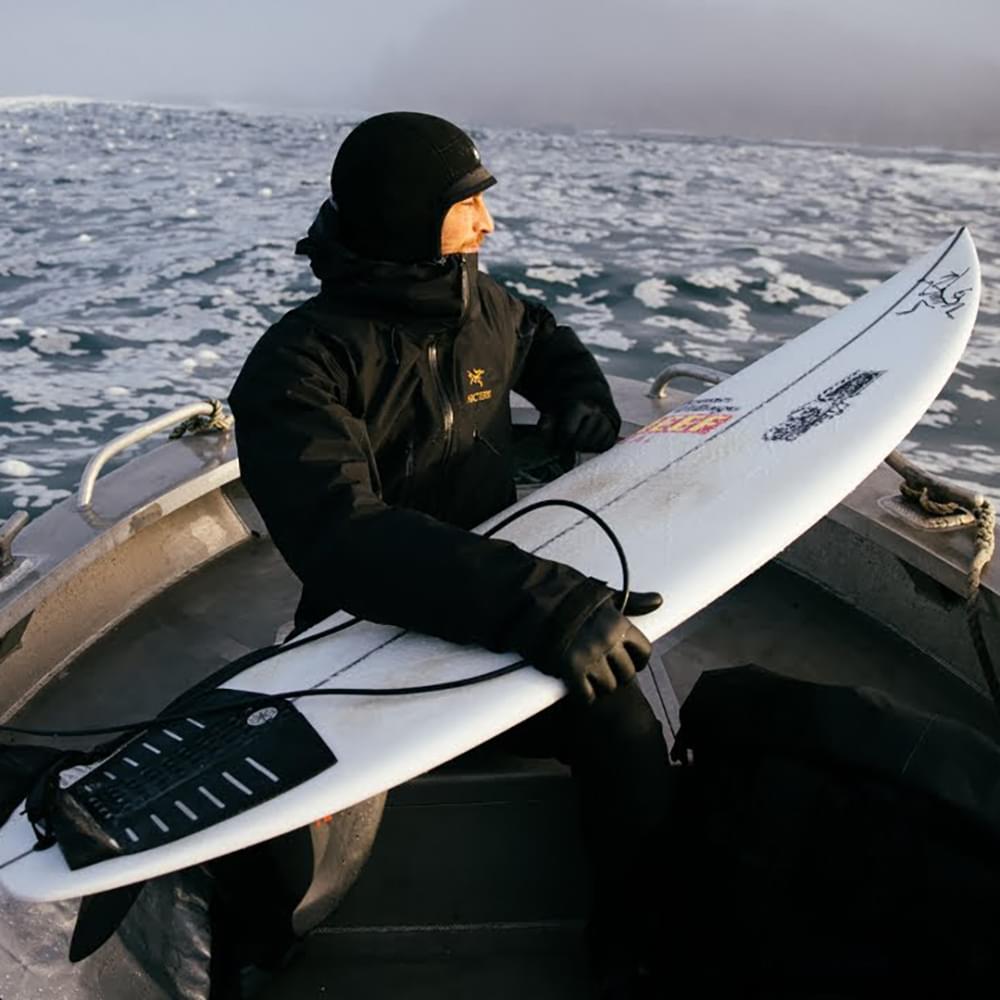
[{"left": 296, "top": 199, "right": 480, "bottom": 327}]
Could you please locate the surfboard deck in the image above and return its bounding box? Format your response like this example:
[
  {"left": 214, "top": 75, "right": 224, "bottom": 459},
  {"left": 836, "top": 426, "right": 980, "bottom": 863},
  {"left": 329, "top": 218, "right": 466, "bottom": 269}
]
[{"left": 0, "top": 229, "right": 981, "bottom": 902}]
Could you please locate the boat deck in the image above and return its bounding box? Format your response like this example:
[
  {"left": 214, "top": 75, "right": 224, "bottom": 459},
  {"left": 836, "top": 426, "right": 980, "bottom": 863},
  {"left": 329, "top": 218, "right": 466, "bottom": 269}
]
[{"left": 12, "top": 510, "right": 999, "bottom": 998}]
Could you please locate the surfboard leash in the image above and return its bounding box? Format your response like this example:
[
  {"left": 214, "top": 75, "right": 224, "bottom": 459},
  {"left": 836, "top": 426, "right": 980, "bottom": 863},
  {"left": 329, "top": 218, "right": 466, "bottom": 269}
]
[{"left": 0, "top": 498, "right": 632, "bottom": 741}]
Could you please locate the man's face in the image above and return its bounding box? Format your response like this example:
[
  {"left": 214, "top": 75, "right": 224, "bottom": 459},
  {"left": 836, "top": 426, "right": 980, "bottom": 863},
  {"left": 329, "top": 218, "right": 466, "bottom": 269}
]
[{"left": 440, "top": 193, "right": 494, "bottom": 256}]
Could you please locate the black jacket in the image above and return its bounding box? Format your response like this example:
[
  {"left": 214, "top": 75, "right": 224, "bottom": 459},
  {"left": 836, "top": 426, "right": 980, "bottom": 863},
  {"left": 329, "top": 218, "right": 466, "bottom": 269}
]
[{"left": 229, "top": 206, "right": 621, "bottom": 666}]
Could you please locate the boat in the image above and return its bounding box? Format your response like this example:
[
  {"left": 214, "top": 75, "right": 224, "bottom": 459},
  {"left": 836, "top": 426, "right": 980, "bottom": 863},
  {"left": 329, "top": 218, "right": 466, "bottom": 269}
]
[{"left": 0, "top": 364, "right": 996, "bottom": 998}]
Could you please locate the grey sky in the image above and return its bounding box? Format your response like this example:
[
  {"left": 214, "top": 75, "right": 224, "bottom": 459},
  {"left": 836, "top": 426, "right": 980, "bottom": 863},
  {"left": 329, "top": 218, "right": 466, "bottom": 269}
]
[{"left": 4, "top": 0, "right": 999, "bottom": 150}]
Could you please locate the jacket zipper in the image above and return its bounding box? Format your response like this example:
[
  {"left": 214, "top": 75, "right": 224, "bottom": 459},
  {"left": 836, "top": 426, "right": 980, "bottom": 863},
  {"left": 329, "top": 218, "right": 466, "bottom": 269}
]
[
  {"left": 427, "top": 337, "right": 454, "bottom": 457},
  {"left": 426, "top": 257, "right": 468, "bottom": 461},
  {"left": 459, "top": 255, "right": 469, "bottom": 315}
]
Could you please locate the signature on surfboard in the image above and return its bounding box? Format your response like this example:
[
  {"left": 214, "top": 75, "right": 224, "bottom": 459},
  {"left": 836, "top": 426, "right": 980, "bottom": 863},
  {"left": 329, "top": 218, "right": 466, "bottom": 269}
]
[{"left": 897, "top": 269, "right": 972, "bottom": 320}]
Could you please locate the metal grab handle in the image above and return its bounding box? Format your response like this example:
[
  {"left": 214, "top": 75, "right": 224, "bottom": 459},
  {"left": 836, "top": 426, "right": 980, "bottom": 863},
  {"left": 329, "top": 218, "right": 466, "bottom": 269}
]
[
  {"left": 0, "top": 511, "right": 29, "bottom": 573},
  {"left": 648, "top": 363, "right": 728, "bottom": 399},
  {"left": 77, "top": 401, "right": 219, "bottom": 509}
]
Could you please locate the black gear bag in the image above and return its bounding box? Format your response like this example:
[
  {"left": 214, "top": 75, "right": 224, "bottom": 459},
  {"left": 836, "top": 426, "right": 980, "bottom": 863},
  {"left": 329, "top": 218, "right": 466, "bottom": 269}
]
[{"left": 655, "top": 664, "right": 1000, "bottom": 998}]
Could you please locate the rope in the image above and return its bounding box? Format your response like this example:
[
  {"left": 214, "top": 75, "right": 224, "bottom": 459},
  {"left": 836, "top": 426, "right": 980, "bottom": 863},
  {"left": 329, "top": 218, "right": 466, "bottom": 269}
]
[
  {"left": 968, "top": 500, "right": 996, "bottom": 596},
  {"left": 899, "top": 481, "right": 968, "bottom": 519},
  {"left": 898, "top": 470, "right": 999, "bottom": 715},
  {"left": 964, "top": 501, "right": 1000, "bottom": 715},
  {"left": 168, "top": 399, "right": 233, "bottom": 439}
]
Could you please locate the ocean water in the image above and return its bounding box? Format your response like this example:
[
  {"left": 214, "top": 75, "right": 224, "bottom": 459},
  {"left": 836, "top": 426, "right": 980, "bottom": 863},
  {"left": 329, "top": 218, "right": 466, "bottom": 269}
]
[{"left": 1, "top": 98, "right": 998, "bottom": 522}]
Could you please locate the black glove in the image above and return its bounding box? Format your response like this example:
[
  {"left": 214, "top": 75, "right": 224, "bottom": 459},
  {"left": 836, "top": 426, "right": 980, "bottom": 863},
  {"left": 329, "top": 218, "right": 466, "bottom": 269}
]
[
  {"left": 537, "top": 590, "right": 661, "bottom": 705},
  {"left": 539, "top": 400, "right": 619, "bottom": 454}
]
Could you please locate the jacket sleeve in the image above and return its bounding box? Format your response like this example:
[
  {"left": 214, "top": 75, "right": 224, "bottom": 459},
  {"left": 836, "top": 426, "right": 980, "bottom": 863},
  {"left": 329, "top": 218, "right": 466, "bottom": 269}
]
[
  {"left": 229, "top": 331, "right": 613, "bottom": 663},
  {"left": 512, "top": 299, "right": 620, "bottom": 430}
]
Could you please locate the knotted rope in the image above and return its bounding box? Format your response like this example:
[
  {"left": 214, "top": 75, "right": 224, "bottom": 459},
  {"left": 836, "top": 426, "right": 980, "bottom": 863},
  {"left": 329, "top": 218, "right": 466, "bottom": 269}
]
[
  {"left": 894, "top": 459, "right": 998, "bottom": 713},
  {"left": 169, "top": 399, "right": 233, "bottom": 439}
]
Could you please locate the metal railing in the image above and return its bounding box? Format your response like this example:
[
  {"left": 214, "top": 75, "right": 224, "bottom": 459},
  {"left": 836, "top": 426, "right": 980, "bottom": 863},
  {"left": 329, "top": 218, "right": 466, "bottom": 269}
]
[
  {"left": 0, "top": 511, "right": 28, "bottom": 576},
  {"left": 648, "top": 363, "right": 728, "bottom": 399},
  {"left": 77, "top": 401, "right": 223, "bottom": 509}
]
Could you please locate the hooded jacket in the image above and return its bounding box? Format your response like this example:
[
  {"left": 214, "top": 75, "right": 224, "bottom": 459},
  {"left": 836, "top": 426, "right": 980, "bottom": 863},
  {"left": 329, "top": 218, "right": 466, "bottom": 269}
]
[{"left": 229, "top": 201, "right": 621, "bottom": 666}]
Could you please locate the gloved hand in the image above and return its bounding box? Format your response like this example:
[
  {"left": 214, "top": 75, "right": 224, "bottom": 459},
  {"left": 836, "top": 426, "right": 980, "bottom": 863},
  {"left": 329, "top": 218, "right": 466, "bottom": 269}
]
[
  {"left": 539, "top": 400, "right": 620, "bottom": 454},
  {"left": 614, "top": 589, "right": 663, "bottom": 617},
  {"left": 538, "top": 590, "right": 662, "bottom": 705}
]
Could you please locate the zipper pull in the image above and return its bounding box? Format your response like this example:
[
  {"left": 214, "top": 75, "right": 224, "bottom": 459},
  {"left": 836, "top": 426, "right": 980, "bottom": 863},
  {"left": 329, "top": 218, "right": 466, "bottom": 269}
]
[
  {"left": 388, "top": 326, "right": 400, "bottom": 367},
  {"left": 474, "top": 429, "right": 501, "bottom": 456}
]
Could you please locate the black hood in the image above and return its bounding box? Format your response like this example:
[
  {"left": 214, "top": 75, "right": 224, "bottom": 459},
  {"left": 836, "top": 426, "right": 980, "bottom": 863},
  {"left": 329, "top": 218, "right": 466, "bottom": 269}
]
[
  {"left": 296, "top": 199, "right": 480, "bottom": 325},
  {"left": 329, "top": 111, "right": 496, "bottom": 264}
]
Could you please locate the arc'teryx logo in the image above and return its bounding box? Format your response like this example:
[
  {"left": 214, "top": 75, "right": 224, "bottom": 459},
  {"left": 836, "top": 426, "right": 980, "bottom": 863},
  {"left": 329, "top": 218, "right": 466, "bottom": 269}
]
[{"left": 466, "top": 368, "right": 492, "bottom": 404}]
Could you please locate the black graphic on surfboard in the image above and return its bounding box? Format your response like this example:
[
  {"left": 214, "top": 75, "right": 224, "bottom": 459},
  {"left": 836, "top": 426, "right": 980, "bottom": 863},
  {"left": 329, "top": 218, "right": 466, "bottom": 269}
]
[
  {"left": 764, "top": 370, "right": 885, "bottom": 443},
  {"left": 673, "top": 395, "right": 737, "bottom": 416}
]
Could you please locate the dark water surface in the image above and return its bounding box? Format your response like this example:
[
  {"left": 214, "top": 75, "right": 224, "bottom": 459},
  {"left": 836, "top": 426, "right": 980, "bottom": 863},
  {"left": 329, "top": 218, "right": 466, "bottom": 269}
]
[{"left": 1, "top": 99, "right": 998, "bottom": 520}]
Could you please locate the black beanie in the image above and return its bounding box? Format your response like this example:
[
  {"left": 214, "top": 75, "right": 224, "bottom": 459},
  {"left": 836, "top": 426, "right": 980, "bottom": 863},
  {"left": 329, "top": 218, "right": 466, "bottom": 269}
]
[{"left": 330, "top": 112, "right": 496, "bottom": 264}]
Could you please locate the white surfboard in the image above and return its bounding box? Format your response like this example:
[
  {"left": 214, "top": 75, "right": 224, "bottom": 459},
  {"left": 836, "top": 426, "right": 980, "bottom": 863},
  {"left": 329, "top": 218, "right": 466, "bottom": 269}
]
[{"left": 0, "top": 229, "right": 981, "bottom": 902}]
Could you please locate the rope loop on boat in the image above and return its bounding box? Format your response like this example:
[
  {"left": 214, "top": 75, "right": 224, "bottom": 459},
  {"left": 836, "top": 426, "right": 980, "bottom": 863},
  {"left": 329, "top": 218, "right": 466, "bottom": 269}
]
[
  {"left": 891, "top": 455, "right": 999, "bottom": 717},
  {"left": 896, "top": 481, "right": 995, "bottom": 600},
  {"left": 899, "top": 480, "right": 968, "bottom": 519},
  {"left": 168, "top": 399, "right": 233, "bottom": 439}
]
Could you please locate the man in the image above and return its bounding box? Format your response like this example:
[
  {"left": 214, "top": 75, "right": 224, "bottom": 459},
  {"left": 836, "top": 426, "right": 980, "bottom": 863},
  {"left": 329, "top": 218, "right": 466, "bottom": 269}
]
[{"left": 229, "top": 112, "right": 671, "bottom": 997}]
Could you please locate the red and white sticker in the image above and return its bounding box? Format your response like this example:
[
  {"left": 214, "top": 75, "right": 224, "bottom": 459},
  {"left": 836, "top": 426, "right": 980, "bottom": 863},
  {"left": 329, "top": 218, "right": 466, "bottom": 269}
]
[{"left": 630, "top": 411, "right": 733, "bottom": 441}]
